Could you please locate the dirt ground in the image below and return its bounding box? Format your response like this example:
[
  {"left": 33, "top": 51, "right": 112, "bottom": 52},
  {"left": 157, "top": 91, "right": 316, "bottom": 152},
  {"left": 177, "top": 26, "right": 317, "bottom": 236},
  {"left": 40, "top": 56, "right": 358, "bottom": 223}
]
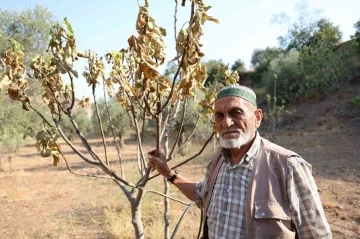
[{"left": 1, "top": 83, "right": 360, "bottom": 239}]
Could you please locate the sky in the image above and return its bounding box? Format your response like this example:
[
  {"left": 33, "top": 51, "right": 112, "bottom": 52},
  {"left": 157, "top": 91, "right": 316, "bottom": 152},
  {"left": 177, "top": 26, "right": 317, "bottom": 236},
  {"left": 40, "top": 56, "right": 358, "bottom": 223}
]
[{"left": 1, "top": 0, "right": 359, "bottom": 97}]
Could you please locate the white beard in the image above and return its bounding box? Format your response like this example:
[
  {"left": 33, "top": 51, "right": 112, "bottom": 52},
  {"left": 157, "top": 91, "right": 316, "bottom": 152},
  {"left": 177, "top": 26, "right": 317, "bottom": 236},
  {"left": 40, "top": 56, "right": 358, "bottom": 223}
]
[{"left": 219, "top": 129, "right": 251, "bottom": 149}]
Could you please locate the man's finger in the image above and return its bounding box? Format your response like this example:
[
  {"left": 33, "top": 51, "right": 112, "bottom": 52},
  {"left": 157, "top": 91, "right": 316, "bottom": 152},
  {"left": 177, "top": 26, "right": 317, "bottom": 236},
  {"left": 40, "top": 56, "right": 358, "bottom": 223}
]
[{"left": 148, "top": 154, "right": 161, "bottom": 164}]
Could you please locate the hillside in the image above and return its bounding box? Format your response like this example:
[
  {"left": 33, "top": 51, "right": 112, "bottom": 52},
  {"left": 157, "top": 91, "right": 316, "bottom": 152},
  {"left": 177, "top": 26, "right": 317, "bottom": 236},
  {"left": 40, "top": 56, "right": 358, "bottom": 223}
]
[{"left": 260, "top": 81, "right": 360, "bottom": 238}]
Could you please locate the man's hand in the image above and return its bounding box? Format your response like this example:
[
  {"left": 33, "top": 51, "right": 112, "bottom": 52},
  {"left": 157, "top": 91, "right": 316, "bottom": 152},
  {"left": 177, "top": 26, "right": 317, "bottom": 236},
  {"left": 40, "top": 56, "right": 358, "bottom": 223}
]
[
  {"left": 147, "top": 148, "right": 173, "bottom": 178},
  {"left": 148, "top": 148, "right": 197, "bottom": 201}
]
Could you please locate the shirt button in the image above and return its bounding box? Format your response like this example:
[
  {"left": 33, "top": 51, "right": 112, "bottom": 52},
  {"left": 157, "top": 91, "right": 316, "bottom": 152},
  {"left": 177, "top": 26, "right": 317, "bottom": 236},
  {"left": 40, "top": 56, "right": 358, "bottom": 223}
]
[
  {"left": 226, "top": 188, "right": 231, "bottom": 193},
  {"left": 261, "top": 212, "right": 265, "bottom": 216},
  {"left": 224, "top": 211, "right": 229, "bottom": 216},
  {"left": 228, "top": 169, "right": 232, "bottom": 173}
]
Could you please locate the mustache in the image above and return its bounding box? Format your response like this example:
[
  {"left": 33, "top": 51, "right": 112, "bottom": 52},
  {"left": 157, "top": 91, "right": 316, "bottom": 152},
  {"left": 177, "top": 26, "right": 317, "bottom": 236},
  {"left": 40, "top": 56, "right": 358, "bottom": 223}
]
[{"left": 220, "top": 127, "right": 243, "bottom": 135}]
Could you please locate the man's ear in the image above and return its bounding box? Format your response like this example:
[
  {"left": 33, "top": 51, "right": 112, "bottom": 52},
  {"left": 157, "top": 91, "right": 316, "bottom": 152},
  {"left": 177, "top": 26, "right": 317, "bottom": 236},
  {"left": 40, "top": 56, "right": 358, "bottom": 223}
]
[{"left": 254, "top": 109, "right": 262, "bottom": 128}]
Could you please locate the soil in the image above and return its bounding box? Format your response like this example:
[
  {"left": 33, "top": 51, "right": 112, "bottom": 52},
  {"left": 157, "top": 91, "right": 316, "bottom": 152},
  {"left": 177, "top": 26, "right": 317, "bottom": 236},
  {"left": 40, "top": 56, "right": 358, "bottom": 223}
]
[{"left": 1, "top": 82, "right": 360, "bottom": 238}]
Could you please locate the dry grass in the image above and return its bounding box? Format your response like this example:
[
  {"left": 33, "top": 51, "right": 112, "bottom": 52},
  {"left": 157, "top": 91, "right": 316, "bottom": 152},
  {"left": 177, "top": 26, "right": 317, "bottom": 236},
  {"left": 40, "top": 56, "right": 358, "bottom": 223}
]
[{"left": 0, "top": 137, "right": 213, "bottom": 239}]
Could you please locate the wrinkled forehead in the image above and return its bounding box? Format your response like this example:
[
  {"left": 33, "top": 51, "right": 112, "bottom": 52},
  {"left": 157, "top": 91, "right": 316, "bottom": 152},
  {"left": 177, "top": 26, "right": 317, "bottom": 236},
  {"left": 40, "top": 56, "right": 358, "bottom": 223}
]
[{"left": 214, "top": 96, "right": 254, "bottom": 112}]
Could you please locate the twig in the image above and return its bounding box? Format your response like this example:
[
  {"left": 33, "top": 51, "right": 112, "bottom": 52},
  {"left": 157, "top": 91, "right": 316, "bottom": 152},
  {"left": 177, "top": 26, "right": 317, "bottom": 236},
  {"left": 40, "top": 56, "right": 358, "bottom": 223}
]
[
  {"left": 145, "top": 190, "right": 190, "bottom": 206},
  {"left": 156, "top": 101, "right": 161, "bottom": 156},
  {"left": 58, "top": 145, "right": 114, "bottom": 180},
  {"left": 148, "top": 133, "right": 214, "bottom": 180},
  {"left": 161, "top": 47, "right": 186, "bottom": 112},
  {"left": 174, "top": 0, "right": 178, "bottom": 41},
  {"left": 174, "top": 113, "right": 201, "bottom": 155},
  {"left": 170, "top": 202, "right": 197, "bottom": 239},
  {"left": 127, "top": 92, "right": 147, "bottom": 172},
  {"left": 56, "top": 124, "right": 99, "bottom": 165},
  {"left": 67, "top": 72, "right": 75, "bottom": 112},
  {"left": 143, "top": 94, "right": 156, "bottom": 118},
  {"left": 161, "top": 1, "right": 195, "bottom": 112},
  {"left": 102, "top": 76, "right": 124, "bottom": 177},
  {"left": 168, "top": 98, "right": 187, "bottom": 159},
  {"left": 92, "top": 82, "right": 109, "bottom": 166},
  {"left": 27, "top": 100, "right": 53, "bottom": 128}
]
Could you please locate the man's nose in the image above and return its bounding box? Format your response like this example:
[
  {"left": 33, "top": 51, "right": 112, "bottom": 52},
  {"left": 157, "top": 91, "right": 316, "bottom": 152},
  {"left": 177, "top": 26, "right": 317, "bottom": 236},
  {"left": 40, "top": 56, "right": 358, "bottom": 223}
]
[{"left": 222, "top": 115, "right": 234, "bottom": 128}]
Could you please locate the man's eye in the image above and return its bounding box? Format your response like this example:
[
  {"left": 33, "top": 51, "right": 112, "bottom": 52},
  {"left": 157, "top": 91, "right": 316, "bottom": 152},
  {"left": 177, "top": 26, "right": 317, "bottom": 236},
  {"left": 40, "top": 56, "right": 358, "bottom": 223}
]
[
  {"left": 230, "top": 110, "right": 242, "bottom": 116},
  {"left": 215, "top": 114, "right": 223, "bottom": 120}
]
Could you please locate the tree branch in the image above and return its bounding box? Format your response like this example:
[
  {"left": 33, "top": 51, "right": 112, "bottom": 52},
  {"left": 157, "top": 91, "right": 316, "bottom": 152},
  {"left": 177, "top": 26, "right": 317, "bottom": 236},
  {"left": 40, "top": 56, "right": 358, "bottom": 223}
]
[
  {"left": 145, "top": 190, "right": 190, "bottom": 206},
  {"left": 168, "top": 98, "right": 187, "bottom": 159},
  {"left": 92, "top": 82, "right": 109, "bottom": 166},
  {"left": 102, "top": 76, "right": 124, "bottom": 177},
  {"left": 148, "top": 133, "right": 214, "bottom": 180},
  {"left": 67, "top": 72, "right": 75, "bottom": 112}
]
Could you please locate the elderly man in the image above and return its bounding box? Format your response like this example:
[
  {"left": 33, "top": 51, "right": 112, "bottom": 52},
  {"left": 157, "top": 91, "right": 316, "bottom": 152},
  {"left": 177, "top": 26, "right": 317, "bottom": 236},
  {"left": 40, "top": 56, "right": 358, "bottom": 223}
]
[{"left": 148, "top": 84, "right": 332, "bottom": 239}]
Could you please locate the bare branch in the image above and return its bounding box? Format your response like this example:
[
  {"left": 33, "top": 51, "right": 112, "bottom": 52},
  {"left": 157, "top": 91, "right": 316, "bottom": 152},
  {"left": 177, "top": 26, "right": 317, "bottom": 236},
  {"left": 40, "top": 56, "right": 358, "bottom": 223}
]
[
  {"left": 168, "top": 98, "right": 187, "bottom": 159},
  {"left": 148, "top": 133, "right": 214, "bottom": 180},
  {"left": 145, "top": 190, "right": 190, "bottom": 206},
  {"left": 174, "top": 0, "right": 178, "bottom": 42},
  {"left": 58, "top": 145, "right": 114, "bottom": 180},
  {"left": 160, "top": 48, "right": 186, "bottom": 112},
  {"left": 92, "top": 83, "right": 109, "bottom": 166},
  {"left": 66, "top": 72, "right": 76, "bottom": 112},
  {"left": 128, "top": 94, "right": 147, "bottom": 172},
  {"left": 143, "top": 94, "right": 156, "bottom": 118},
  {"left": 156, "top": 101, "right": 161, "bottom": 156},
  {"left": 27, "top": 100, "right": 53, "bottom": 128},
  {"left": 102, "top": 76, "right": 124, "bottom": 177},
  {"left": 174, "top": 113, "right": 201, "bottom": 155},
  {"left": 56, "top": 124, "right": 100, "bottom": 165},
  {"left": 171, "top": 202, "right": 197, "bottom": 239},
  {"left": 161, "top": 1, "right": 195, "bottom": 112}
]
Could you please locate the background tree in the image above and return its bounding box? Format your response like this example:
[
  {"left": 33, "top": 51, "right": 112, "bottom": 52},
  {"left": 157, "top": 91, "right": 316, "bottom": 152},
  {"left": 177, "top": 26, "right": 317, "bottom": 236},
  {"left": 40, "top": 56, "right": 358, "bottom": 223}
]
[
  {"left": 0, "top": 95, "right": 45, "bottom": 170},
  {"left": 0, "top": 5, "right": 53, "bottom": 65},
  {"left": 262, "top": 51, "right": 304, "bottom": 104},
  {"left": 351, "top": 19, "right": 360, "bottom": 54},
  {"left": 0, "top": 4, "right": 54, "bottom": 96},
  {"left": 203, "top": 59, "right": 226, "bottom": 86},
  {"left": 273, "top": 1, "right": 341, "bottom": 52},
  {"left": 250, "top": 47, "right": 282, "bottom": 86}
]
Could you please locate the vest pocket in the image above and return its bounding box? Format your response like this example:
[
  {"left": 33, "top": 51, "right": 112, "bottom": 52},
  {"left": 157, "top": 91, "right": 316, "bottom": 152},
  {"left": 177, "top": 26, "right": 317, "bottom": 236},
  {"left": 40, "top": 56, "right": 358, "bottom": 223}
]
[
  {"left": 254, "top": 202, "right": 295, "bottom": 239},
  {"left": 255, "top": 202, "right": 290, "bottom": 220}
]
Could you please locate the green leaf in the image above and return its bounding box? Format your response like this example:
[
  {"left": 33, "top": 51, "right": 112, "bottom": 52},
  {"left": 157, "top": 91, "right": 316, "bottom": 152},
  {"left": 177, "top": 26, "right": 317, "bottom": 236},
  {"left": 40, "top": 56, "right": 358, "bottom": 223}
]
[
  {"left": 63, "top": 17, "right": 74, "bottom": 38},
  {"left": 159, "top": 27, "right": 167, "bottom": 36}
]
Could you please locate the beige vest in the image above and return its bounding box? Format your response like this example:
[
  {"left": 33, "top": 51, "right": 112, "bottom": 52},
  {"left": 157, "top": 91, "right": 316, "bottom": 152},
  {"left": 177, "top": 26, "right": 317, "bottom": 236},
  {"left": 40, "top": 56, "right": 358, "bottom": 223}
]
[{"left": 202, "top": 138, "right": 299, "bottom": 239}]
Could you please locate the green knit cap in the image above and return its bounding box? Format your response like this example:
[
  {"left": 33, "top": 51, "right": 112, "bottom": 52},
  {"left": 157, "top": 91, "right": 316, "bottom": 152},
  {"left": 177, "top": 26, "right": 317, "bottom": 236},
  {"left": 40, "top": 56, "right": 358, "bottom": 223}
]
[{"left": 216, "top": 84, "right": 257, "bottom": 107}]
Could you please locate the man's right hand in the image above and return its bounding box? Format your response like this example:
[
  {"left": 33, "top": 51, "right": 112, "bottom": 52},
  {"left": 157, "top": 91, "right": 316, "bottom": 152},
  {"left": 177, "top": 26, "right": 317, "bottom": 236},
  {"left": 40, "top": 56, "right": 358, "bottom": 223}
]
[
  {"left": 147, "top": 148, "right": 173, "bottom": 178},
  {"left": 147, "top": 148, "right": 197, "bottom": 201}
]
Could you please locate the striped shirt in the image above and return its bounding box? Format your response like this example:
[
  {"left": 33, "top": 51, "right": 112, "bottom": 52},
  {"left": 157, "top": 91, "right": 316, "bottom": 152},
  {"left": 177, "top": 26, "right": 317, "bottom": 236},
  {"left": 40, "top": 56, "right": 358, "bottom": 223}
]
[{"left": 195, "top": 134, "right": 331, "bottom": 238}]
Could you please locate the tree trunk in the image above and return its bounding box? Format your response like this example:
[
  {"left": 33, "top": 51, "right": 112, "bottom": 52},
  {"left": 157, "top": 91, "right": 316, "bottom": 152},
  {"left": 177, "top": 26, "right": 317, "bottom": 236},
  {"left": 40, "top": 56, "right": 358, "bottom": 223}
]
[
  {"left": 119, "top": 133, "right": 126, "bottom": 147},
  {"left": 178, "top": 129, "right": 186, "bottom": 155},
  {"left": 163, "top": 179, "right": 170, "bottom": 239},
  {"left": 130, "top": 192, "right": 145, "bottom": 239}
]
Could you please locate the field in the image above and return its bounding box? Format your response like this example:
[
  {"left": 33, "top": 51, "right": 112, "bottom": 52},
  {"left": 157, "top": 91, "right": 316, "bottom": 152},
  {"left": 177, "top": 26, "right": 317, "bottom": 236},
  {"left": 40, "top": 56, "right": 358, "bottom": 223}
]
[{"left": 1, "top": 83, "right": 360, "bottom": 239}]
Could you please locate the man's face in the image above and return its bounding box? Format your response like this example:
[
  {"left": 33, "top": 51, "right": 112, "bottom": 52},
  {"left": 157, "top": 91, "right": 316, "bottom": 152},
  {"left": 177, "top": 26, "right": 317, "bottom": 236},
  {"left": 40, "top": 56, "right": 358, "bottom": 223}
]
[{"left": 214, "top": 96, "right": 262, "bottom": 149}]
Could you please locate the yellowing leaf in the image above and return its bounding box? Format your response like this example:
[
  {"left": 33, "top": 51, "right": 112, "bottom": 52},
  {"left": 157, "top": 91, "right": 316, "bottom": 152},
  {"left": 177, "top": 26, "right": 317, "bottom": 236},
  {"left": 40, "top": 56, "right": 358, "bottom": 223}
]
[
  {"left": 78, "top": 97, "right": 90, "bottom": 108},
  {"left": 159, "top": 27, "right": 167, "bottom": 36},
  {"left": 53, "top": 154, "right": 60, "bottom": 166}
]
